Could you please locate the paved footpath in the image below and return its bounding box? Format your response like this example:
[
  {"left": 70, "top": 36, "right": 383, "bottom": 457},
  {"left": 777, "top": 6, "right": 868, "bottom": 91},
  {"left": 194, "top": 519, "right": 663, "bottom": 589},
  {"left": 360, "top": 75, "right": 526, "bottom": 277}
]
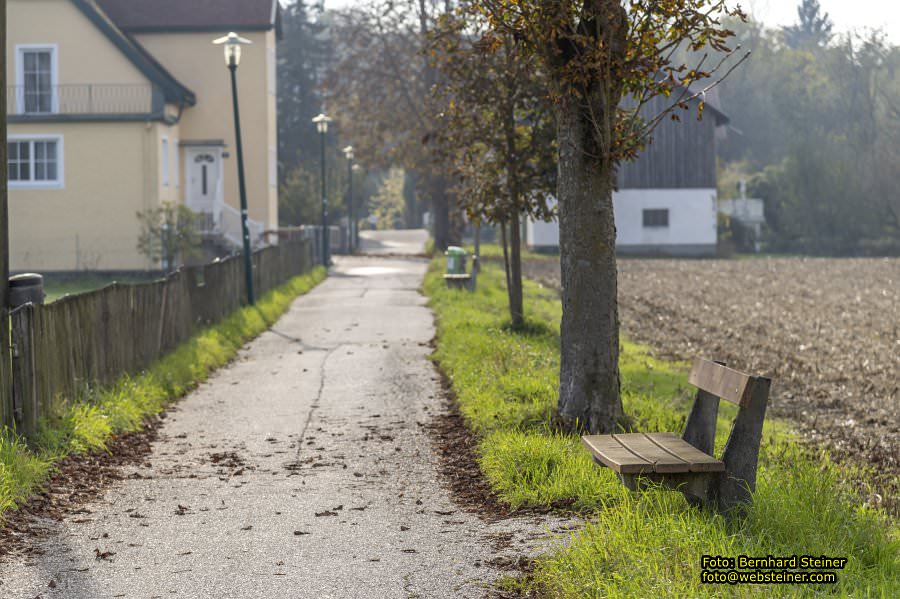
[{"left": 0, "top": 232, "right": 568, "bottom": 598}]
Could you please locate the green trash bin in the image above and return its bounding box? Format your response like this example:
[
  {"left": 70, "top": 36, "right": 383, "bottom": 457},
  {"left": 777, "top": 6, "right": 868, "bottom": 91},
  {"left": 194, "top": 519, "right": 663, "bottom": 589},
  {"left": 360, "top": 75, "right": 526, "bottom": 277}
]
[{"left": 445, "top": 246, "right": 467, "bottom": 275}]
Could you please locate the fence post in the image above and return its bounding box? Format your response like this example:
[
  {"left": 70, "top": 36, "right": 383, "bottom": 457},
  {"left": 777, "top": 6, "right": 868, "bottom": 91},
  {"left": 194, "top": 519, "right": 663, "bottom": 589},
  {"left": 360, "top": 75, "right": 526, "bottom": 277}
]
[{"left": 10, "top": 304, "right": 38, "bottom": 438}]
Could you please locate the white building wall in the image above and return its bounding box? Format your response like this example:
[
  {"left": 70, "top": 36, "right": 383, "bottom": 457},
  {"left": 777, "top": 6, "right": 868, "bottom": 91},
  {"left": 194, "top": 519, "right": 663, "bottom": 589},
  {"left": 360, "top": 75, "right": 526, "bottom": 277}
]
[
  {"left": 526, "top": 188, "right": 718, "bottom": 255},
  {"left": 525, "top": 209, "right": 562, "bottom": 248}
]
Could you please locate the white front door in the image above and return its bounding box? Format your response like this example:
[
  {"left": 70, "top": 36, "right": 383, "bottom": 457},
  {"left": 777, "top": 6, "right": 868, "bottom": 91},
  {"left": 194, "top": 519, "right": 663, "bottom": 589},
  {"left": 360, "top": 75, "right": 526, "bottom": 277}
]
[{"left": 185, "top": 147, "right": 223, "bottom": 230}]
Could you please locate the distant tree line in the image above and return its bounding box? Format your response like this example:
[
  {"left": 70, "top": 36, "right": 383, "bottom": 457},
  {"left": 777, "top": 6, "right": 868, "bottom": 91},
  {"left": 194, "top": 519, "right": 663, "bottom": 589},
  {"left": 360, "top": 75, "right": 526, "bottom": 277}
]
[
  {"left": 719, "top": 0, "right": 900, "bottom": 255},
  {"left": 277, "top": 1, "right": 377, "bottom": 230}
]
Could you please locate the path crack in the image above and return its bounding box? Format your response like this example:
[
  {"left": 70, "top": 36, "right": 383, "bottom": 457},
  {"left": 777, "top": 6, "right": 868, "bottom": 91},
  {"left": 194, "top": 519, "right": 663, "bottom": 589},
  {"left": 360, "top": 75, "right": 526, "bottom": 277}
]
[{"left": 292, "top": 346, "right": 342, "bottom": 465}]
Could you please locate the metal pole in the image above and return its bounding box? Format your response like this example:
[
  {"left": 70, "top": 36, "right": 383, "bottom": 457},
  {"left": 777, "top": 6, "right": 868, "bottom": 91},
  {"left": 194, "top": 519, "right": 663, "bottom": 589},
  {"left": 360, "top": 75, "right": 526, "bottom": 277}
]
[
  {"left": 347, "top": 158, "right": 354, "bottom": 253},
  {"left": 229, "top": 62, "right": 255, "bottom": 305},
  {"left": 0, "top": 0, "right": 7, "bottom": 310},
  {"left": 0, "top": 0, "right": 12, "bottom": 428},
  {"left": 320, "top": 131, "right": 329, "bottom": 266}
]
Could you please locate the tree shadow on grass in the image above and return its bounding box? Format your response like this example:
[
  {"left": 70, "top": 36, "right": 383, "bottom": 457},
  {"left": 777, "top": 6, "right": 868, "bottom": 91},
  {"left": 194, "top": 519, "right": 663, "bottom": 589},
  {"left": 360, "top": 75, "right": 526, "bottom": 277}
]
[{"left": 500, "top": 318, "right": 558, "bottom": 340}]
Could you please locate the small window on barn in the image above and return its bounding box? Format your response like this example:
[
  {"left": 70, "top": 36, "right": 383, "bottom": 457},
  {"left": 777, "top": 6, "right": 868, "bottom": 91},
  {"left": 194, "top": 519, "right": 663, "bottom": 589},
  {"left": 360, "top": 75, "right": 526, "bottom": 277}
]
[{"left": 643, "top": 209, "right": 669, "bottom": 228}]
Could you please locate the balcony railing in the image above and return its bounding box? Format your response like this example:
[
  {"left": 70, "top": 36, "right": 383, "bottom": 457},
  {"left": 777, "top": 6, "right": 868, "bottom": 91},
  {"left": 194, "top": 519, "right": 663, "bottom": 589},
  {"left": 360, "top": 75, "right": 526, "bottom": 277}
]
[{"left": 7, "top": 84, "right": 159, "bottom": 116}]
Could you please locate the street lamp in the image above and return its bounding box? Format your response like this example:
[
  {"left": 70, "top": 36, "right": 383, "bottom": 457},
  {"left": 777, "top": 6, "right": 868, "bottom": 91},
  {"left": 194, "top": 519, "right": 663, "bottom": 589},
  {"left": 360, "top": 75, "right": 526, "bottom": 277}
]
[
  {"left": 213, "top": 32, "right": 255, "bottom": 305},
  {"left": 312, "top": 113, "right": 332, "bottom": 266},
  {"left": 342, "top": 145, "right": 355, "bottom": 253}
]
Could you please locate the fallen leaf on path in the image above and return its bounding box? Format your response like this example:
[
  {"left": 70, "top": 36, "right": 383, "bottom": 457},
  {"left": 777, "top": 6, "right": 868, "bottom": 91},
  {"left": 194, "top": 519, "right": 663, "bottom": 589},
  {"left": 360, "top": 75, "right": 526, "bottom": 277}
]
[
  {"left": 94, "top": 548, "right": 116, "bottom": 561},
  {"left": 315, "top": 511, "right": 337, "bottom": 517},
  {"left": 293, "top": 530, "right": 310, "bottom": 535}
]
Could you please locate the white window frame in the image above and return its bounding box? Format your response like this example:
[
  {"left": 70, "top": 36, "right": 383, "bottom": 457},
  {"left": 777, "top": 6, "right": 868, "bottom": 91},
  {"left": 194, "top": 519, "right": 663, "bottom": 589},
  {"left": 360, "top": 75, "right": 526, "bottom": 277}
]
[
  {"left": 8, "top": 134, "right": 65, "bottom": 189},
  {"left": 173, "top": 138, "right": 180, "bottom": 188},
  {"left": 161, "top": 137, "right": 170, "bottom": 187},
  {"left": 15, "top": 44, "right": 59, "bottom": 115}
]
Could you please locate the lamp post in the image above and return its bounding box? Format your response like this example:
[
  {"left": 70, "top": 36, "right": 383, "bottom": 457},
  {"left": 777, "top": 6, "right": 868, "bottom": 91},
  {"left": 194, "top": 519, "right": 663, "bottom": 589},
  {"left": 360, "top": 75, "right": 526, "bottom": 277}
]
[
  {"left": 213, "top": 32, "right": 255, "bottom": 305},
  {"left": 342, "top": 145, "right": 354, "bottom": 253},
  {"left": 312, "top": 113, "right": 332, "bottom": 266}
]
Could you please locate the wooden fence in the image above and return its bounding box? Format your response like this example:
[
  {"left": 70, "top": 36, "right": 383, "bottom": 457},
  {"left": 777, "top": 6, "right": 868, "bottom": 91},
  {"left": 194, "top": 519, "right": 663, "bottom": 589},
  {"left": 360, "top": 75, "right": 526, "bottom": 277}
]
[{"left": 2, "top": 239, "right": 313, "bottom": 436}]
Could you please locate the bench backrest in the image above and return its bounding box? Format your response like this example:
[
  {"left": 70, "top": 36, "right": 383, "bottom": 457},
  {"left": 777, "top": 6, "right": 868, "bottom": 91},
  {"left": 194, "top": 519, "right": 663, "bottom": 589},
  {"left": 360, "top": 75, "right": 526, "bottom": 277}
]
[
  {"left": 688, "top": 358, "right": 755, "bottom": 407},
  {"left": 682, "top": 358, "right": 772, "bottom": 506}
]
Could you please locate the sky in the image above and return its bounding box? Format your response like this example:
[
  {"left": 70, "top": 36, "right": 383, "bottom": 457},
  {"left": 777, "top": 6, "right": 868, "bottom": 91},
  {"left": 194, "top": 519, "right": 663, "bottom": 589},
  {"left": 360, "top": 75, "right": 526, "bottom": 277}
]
[{"left": 319, "top": 0, "right": 900, "bottom": 43}]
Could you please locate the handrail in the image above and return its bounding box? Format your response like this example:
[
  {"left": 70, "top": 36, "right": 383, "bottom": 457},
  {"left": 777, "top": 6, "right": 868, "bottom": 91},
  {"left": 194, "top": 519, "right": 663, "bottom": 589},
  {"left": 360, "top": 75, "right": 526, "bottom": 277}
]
[{"left": 219, "top": 202, "right": 265, "bottom": 249}]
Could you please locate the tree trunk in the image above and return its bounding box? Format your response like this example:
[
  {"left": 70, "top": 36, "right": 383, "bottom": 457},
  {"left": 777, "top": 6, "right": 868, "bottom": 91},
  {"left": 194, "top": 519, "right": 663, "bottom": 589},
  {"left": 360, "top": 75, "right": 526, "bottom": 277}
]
[
  {"left": 555, "top": 96, "right": 623, "bottom": 434},
  {"left": 499, "top": 220, "right": 512, "bottom": 293},
  {"left": 430, "top": 174, "right": 451, "bottom": 251},
  {"left": 502, "top": 85, "right": 524, "bottom": 329},
  {"left": 507, "top": 209, "right": 524, "bottom": 329},
  {"left": 403, "top": 170, "right": 419, "bottom": 229}
]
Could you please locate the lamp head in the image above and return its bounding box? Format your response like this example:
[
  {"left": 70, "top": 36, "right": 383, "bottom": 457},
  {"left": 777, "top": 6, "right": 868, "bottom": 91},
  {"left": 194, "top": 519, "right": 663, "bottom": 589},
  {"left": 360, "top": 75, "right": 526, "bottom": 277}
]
[
  {"left": 213, "top": 32, "right": 252, "bottom": 67},
  {"left": 312, "top": 113, "right": 332, "bottom": 134},
  {"left": 343, "top": 145, "right": 354, "bottom": 160}
]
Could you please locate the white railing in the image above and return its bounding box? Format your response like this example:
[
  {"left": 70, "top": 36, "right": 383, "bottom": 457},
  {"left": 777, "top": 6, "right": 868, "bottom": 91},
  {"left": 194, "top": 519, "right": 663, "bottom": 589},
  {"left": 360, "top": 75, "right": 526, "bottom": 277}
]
[
  {"left": 219, "top": 202, "right": 265, "bottom": 249},
  {"left": 8, "top": 84, "right": 157, "bottom": 115}
]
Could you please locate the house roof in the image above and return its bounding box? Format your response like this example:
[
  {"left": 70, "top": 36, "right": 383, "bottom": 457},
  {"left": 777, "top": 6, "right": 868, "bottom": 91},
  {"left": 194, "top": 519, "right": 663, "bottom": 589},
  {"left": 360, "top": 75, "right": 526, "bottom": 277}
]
[
  {"left": 95, "top": 0, "right": 280, "bottom": 33},
  {"left": 72, "top": 0, "right": 196, "bottom": 107}
]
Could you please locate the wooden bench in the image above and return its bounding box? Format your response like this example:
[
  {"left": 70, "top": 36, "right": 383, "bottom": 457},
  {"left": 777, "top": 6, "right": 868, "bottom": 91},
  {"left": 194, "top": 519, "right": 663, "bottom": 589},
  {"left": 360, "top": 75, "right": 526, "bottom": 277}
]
[
  {"left": 443, "top": 273, "right": 471, "bottom": 289},
  {"left": 582, "top": 358, "right": 772, "bottom": 511},
  {"left": 444, "top": 256, "right": 479, "bottom": 290}
]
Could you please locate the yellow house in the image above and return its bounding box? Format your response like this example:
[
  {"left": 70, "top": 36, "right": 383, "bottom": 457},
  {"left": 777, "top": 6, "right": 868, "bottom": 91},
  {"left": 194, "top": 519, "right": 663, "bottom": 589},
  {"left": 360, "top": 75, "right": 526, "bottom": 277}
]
[{"left": 6, "top": 0, "right": 280, "bottom": 272}]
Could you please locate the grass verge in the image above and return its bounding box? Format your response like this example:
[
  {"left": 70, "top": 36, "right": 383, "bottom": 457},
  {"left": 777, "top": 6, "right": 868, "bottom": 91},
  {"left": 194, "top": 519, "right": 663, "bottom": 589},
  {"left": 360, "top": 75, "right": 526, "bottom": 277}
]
[
  {"left": 0, "top": 267, "right": 326, "bottom": 520},
  {"left": 424, "top": 259, "right": 899, "bottom": 597}
]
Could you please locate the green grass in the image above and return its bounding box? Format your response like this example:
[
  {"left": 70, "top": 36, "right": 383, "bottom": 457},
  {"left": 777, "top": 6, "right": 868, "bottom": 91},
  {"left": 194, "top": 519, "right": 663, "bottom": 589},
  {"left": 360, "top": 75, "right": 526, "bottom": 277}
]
[
  {"left": 0, "top": 267, "right": 326, "bottom": 520},
  {"left": 464, "top": 242, "right": 556, "bottom": 262},
  {"left": 424, "top": 260, "right": 899, "bottom": 597}
]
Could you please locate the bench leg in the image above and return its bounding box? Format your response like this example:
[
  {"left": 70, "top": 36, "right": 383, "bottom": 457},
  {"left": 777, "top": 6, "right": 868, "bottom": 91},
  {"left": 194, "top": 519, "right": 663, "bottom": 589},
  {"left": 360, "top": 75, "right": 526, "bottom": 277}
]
[
  {"left": 620, "top": 472, "right": 717, "bottom": 504},
  {"left": 715, "top": 378, "right": 771, "bottom": 510},
  {"left": 683, "top": 388, "right": 720, "bottom": 455}
]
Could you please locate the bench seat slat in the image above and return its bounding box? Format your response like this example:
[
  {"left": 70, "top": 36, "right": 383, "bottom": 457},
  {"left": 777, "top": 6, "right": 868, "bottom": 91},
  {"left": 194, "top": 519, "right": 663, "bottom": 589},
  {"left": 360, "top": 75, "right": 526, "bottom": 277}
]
[
  {"left": 582, "top": 433, "right": 725, "bottom": 474},
  {"left": 582, "top": 435, "right": 652, "bottom": 474},
  {"left": 613, "top": 433, "right": 692, "bottom": 473},
  {"left": 646, "top": 433, "right": 726, "bottom": 473}
]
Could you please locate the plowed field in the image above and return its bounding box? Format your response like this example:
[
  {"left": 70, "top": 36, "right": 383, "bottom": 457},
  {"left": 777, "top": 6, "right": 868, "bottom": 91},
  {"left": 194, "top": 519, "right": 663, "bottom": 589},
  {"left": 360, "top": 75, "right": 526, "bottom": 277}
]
[{"left": 523, "top": 257, "right": 900, "bottom": 506}]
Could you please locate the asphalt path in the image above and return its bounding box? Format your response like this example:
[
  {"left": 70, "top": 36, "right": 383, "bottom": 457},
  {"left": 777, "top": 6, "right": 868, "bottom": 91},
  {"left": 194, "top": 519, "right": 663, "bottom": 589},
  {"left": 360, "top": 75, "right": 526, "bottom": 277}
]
[
  {"left": 357, "top": 229, "right": 430, "bottom": 255},
  {"left": 0, "top": 233, "right": 567, "bottom": 598}
]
